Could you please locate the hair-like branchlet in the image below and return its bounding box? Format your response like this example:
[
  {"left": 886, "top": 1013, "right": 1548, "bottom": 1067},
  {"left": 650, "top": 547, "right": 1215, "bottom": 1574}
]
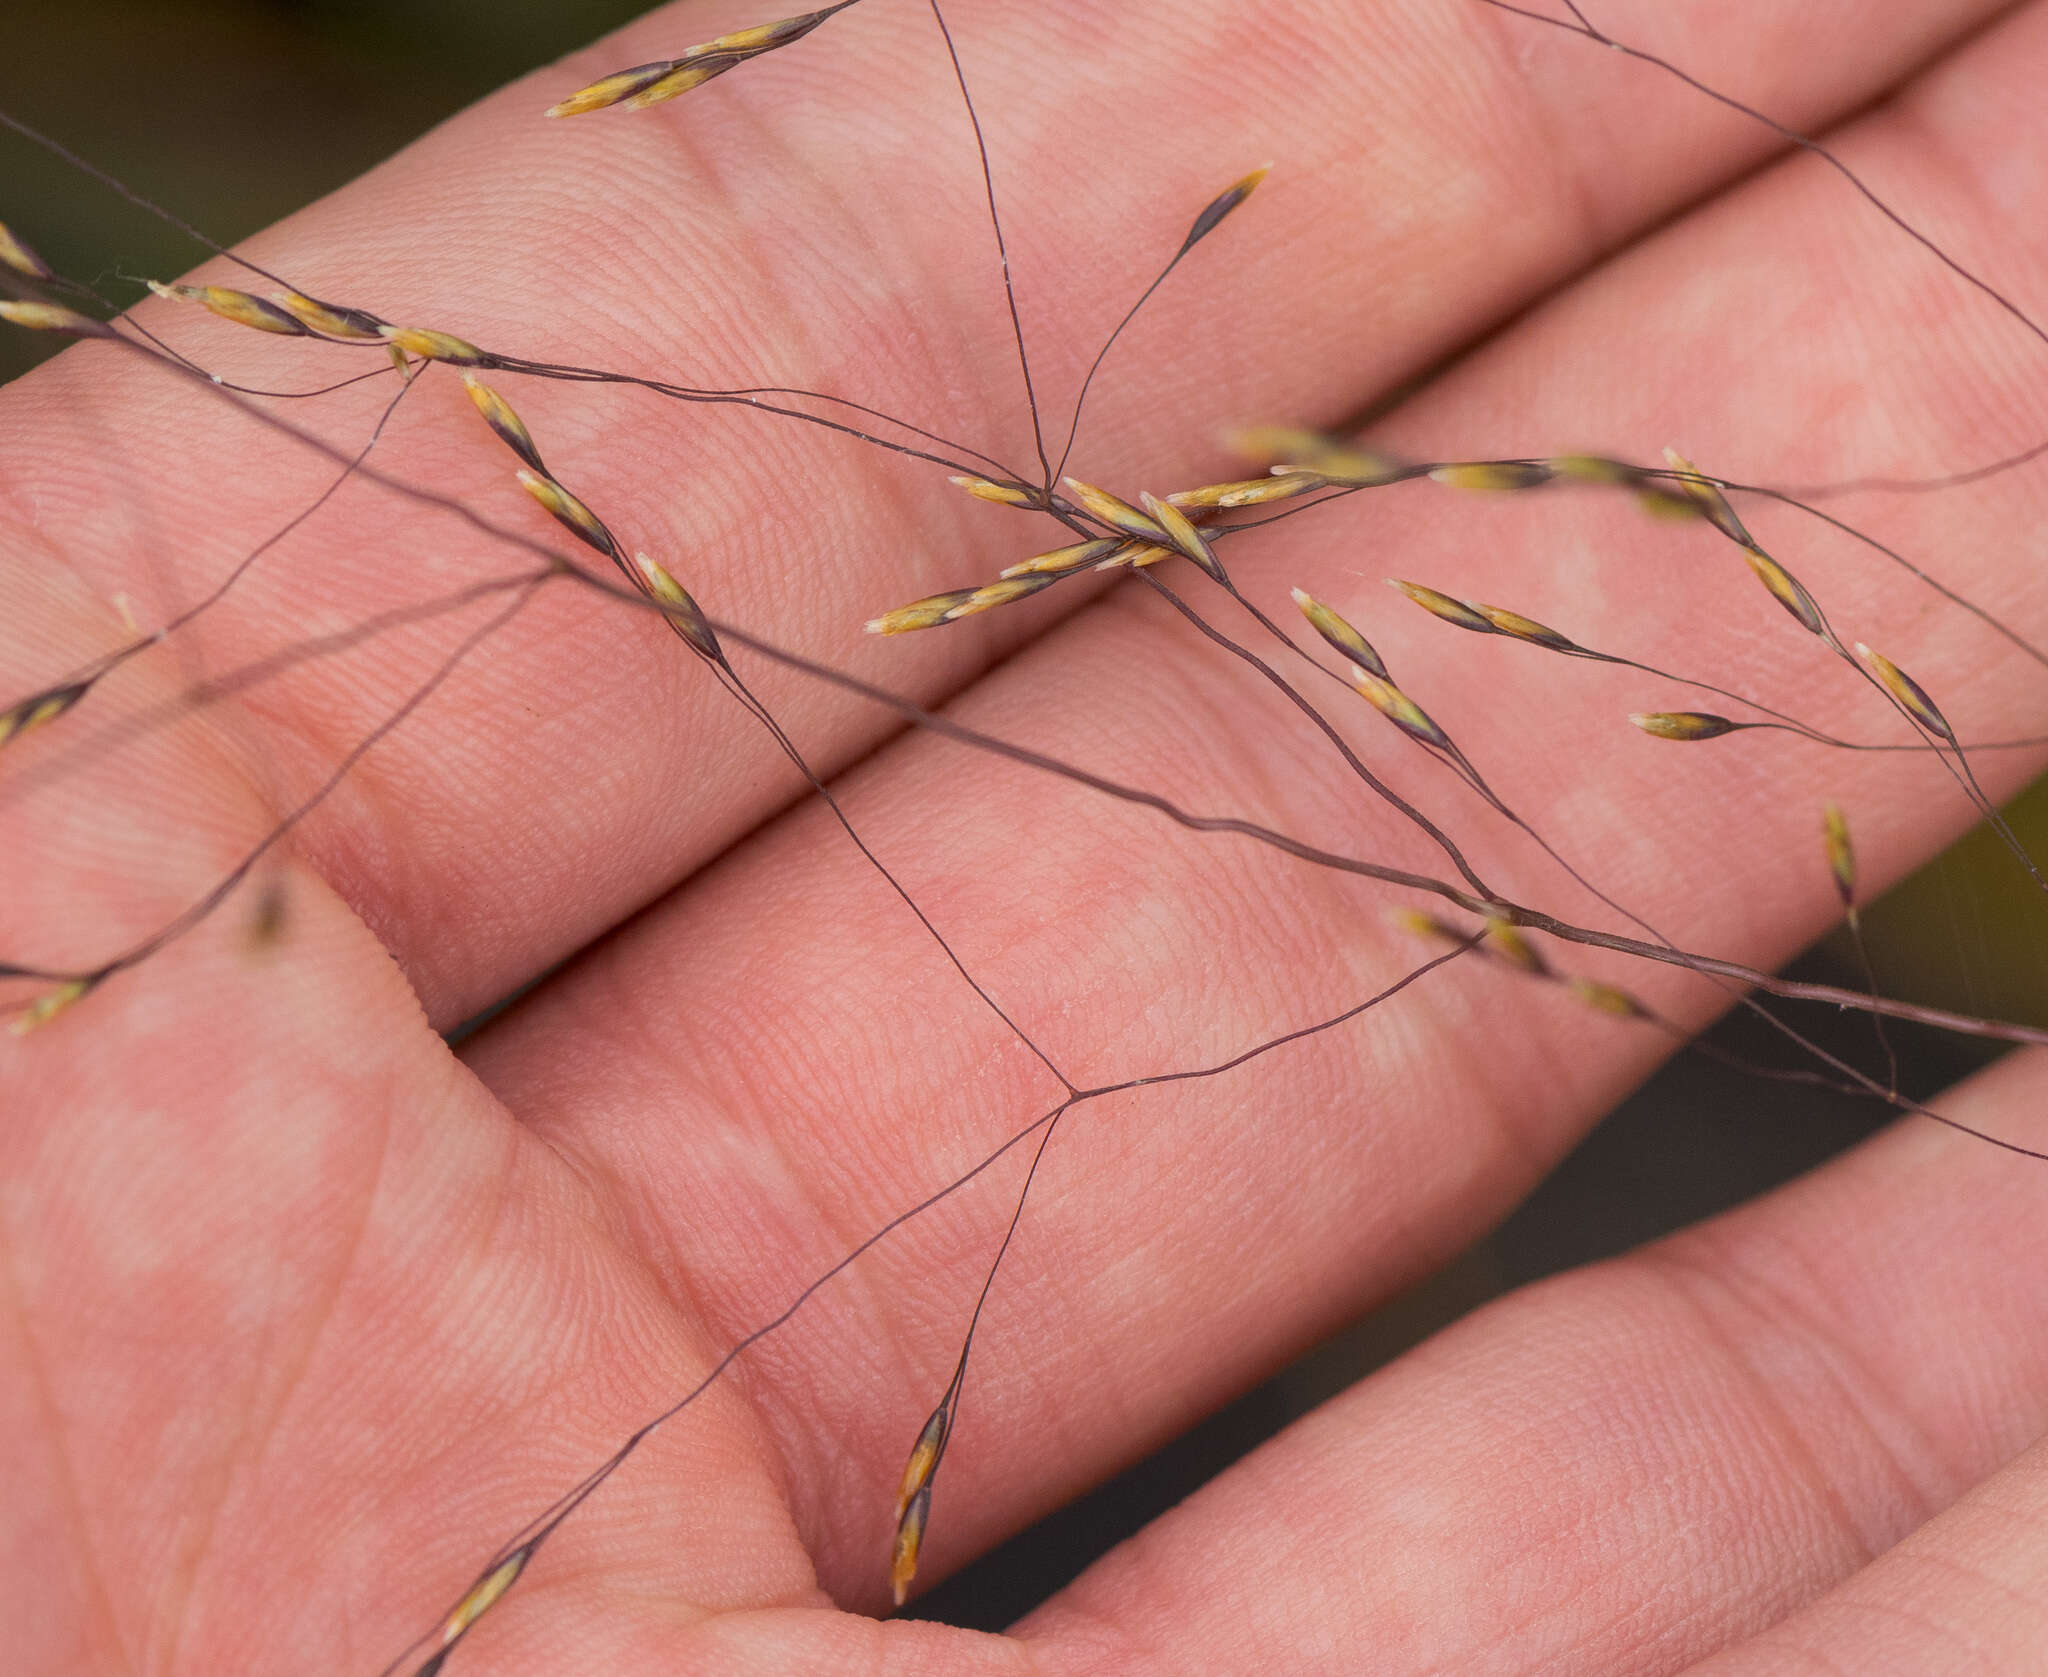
[{"left": 3, "top": 3, "right": 2047, "bottom": 1670}]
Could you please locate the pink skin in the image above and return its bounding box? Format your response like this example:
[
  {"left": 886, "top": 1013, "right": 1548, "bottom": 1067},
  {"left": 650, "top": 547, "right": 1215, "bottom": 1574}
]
[{"left": 5, "top": 2, "right": 2048, "bottom": 1673}]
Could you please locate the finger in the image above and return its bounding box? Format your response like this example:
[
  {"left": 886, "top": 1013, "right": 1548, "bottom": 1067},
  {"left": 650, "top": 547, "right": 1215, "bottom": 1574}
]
[
  {"left": 0, "top": 0, "right": 2008, "bottom": 1024},
  {"left": 1009, "top": 1053, "right": 2048, "bottom": 1675},
  {"left": 464, "top": 0, "right": 2048, "bottom": 1615}
]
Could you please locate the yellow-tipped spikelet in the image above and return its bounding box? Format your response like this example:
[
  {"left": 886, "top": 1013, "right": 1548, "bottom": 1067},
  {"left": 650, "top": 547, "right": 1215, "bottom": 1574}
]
[
  {"left": 441, "top": 1547, "right": 531, "bottom": 1646},
  {"left": 1387, "top": 578, "right": 1493, "bottom": 635},
  {"left": 1661, "top": 447, "right": 1752, "bottom": 546},
  {"left": 462, "top": 373, "right": 546, "bottom": 473},
  {"left": 272, "top": 290, "right": 385, "bottom": 339},
  {"left": 1350, "top": 665, "right": 1451, "bottom": 752},
  {"left": 0, "top": 219, "right": 54, "bottom": 281},
  {"left": 1000, "top": 538, "right": 1121, "bottom": 578},
  {"left": 146, "top": 279, "right": 307, "bottom": 336},
  {"left": 623, "top": 57, "right": 743, "bottom": 110},
  {"left": 867, "top": 589, "right": 977, "bottom": 635},
  {"left": 1228, "top": 425, "right": 1336, "bottom": 468},
  {"left": 1629, "top": 710, "right": 1741, "bottom": 741},
  {"left": 1087, "top": 539, "right": 1152, "bottom": 571},
  {"left": 895, "top": 1403, "right": 950, "bottom": 1523},
  {"left": 1061, "top": 477, "right": 1165, "bottom": 543},
  {"left": 1139, "top": 491, "right": 1225, "bottom": 581},
  {"left": 1290, "top": 587, "right": 1387, "bottom": 679},
  {"left": 1740, "top": 546, "right": 1828, "bottom": 639},
  {"left": 1471, "top": 602, "right": 1577, "bottom": 653},
  {"left": 695, "top": 8, "right": 843, "bottom": 56},
  {"left": 948, "top": 474, "right": 1037, "bottom": 508},
  {"left": 1547, "top": 454, "right": 1637, "bottom": 485},
  {"left": 379, "top": 323, "right": 490, "bottom": 366},
  {"left": 1822, "top": 800, "right": 1856, "bottom": 908},
  {"left": 0, "top": 299, "right": 110, "bottom": 336},
  {"left": 0, "top": 682, "right": 89, "bottom": 750},
  {"left": 1179, "top": 164, "right": 1271, "bottom": 254},
  {"left": 1388, "top": 906, "right": 1463, "bottom": 947},
  {"left": 1854, "top": 642, "right": 1954, "bottom": 739},
  {"left": 9, "top": 979, "right": 92, "bottom": 1036},
  {"left": 1168, "top": 473, "right": 1326, "bottom": 510},
  {"left": 516, "top": 469, "right": 615, "bottom": 557},
  {"left": 547, "top": 60, "right": 681, "bottom": 117},
  {"left": 631, "top": 553, "right": 723, "bottom": 662},
  {"left": 891, "top": 1485, "right": 932, "bottom": 1607},
  {"left": 1428, "top": 460, "right": 1555, "bottom": 493},
  {"left": 1483, "top": 917, "right": 1546, "bottom": 975},
  {"left": 1230, "top": 427, "right": 1408, "bottom": 487},
  {"left": 944, "top": 574, "right": 1058, "bottom": 620},
  {"left": 1567, "top": 976, "right": 1647, "bottom": 1019}
]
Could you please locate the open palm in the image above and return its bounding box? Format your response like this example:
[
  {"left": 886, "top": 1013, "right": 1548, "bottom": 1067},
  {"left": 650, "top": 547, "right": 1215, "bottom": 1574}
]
[{"left": 8, "top": 2, "right": 2048, "bottom": 1673}]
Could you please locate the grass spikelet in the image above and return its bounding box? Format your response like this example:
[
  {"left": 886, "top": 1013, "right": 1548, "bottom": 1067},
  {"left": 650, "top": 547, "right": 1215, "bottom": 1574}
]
[
  {"left": 378, "top": 323, "right": 489, "bottom": 366},
  {"left": 631, "top": 552, "right": 723, "bottom": 663},
  {"left": 1387, "top": 578, "right": 1494, "bottom": 635},
  {"left": 440, "top": 1548, "right": 531, "bottom": 1647},
  {"left": 548, "top": 6, "right": 853, "bottom": 118},
  {"left": 1822, "top": 800, "right": 1856, "bottom": 909},
  {"left": 998, "top": 537, "right": 1121, "bottom": 578},
  {"left": 462, "top": 373, "right": 546, "bottom": 473},
  {"left": 1470, "top": 602, "right": 1578, "bottom": 652},
  {"left": 621, "top": 57, "right": 744, "bottom": 111},
  {"left": 1428, "top": 460, "right": 1554, "bottom": 493},
  {"left": 9, "top": 979, "right": 93, "bottom": 1036},
  {"left": 0, "top": 680, "right": 89, "bottom": 749},
  {"left": 545, "top": 61, "right": 679, "bottom": 118},
  {"left": 1661, "top": 446, "right": 1752, "bottom": 545},
  {"left": 1854, "top": 641, "right": 1955, "bottom": 739},
  {"left": 516, "top": 469, "right": 615, "bottom": 557},
  {"left": 1629, "top": 710, "right": 1742, "bottom": 741},
  {"left": 1177, "top": 164, "right": 1271, "bottom": 255},
  {"left": 1483, "top": 916, "right": 1547, "bottom": 975},
  {"left": 866, "top": 588, "right": 979, "bottom": 635},
  {"left": 894, "top": 1402, "right": 950, "bottom": 1523},
  {"left": 1739, "top": 544, "right": 1829, "bottom": 638},
  {"left": 1349, "top": 663, "right": 1451, "bottom": 752},
  {"left": 890, "top": 1484, "right": 931, "bottom": 1607},
  {"left": 1290, "top": 587, "right": 1387, "bottom": 679},
  {"left": 1167, "top": 471, "right": 1324, "bottom": 509},
  {"left": 1567, "top": 976, "right": 1651, "bottom": 1018},
  {"left": 0, "top": 219, "right": 54, "bottom": 281},
  {"left": 145, "top": 279, "right": 307, "bottom": 337},
  {"left": 948, "top": 474, "right": 1037, "bottom": 508},
  {"left": 943, "top": 574, "right": 1058, "bottom": 620},
  {"left": 0, "top": 299, "right": 112, "bottom": 337},
  {"left": 1098, "top": 541, "right": 1173, "bottom": 571},
  {"left": 1060, "top": 477, "right": 1166, "bottom": 543},
  {"left": 1546, "top": 453, "right": 1637, "bottom": 485},
  {"left": 1138, "top": 491, "right": 1225, "bottom": 582},
  {"left": 272, "top": 290, "right": 385, "bottom": 339}
]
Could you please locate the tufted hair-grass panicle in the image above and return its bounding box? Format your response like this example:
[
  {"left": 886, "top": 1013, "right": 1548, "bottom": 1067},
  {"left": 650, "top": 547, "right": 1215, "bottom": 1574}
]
[{"left": 7, "top": 3, "right": 2048, "bottom": 1672}]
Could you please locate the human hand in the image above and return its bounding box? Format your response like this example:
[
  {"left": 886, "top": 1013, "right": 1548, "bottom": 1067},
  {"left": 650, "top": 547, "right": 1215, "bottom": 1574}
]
[{"left": 7, "top": 2, "right": 2048, "bottom": 1673}]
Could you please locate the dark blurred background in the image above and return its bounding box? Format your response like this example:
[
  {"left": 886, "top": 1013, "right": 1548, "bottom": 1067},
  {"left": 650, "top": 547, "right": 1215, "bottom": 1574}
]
[{"left": 4, "top": 0, "right": 2045, "bottom": 1634}]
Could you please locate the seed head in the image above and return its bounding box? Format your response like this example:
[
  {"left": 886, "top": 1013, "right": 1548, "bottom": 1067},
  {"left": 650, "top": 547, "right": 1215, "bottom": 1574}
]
[
  {"left": 517, "top": 470, "right": 616, "bottom": 558},
  {"left": 379, "top": 323, "right": 490, "bottom": 366},
  {"left": 462, "top": 373, "right": 546, "bottom": 473},
  {"left": 1821, "top": 801, "right": 1856, "bottom": 906},
  {"left": 1628, "top": 711, "right": 1741, "bottom": 741},
  {"left": 1853, "top": 642, "right": 1954, "bottom": 740},
  {"left": 147, "top": 280, "right": 307, "bottom": 336},
  {"left": 1428, "top": 460, "right": 1554, "bottom": 493},
  {"left": 1387, "top": 578, "right": 1493, "bottom": 635},
  {"left": 0, "top": 219, "right": 55, "bottom": 281},
  {"left": 1290, "top": 588, "right": 1387, "bottom": 680}
]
